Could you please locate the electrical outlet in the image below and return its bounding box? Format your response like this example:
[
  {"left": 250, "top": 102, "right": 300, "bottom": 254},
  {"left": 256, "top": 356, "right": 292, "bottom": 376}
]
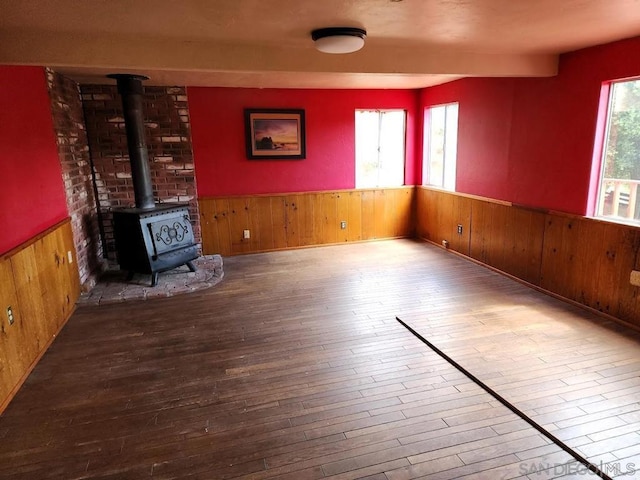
[
  {"left": 442, "top": 240, "right": 449, "bottom": 248},
  {"left": 67, "top": 250, "right": 73, "bottom": 264},
  {"left": 6, "top": 306, "right": 14, "bottom": 326},
  {"left": 243, "top": 229, "right": 250, "bottom": 239},
  {"left": 340, "top": 221, "right": 347, "bottom": 230},
  {"left": 631, "top": 270, "right": 640, "bottom": 286},
  {"left": 457, "top": 224, "right": 463, "bottom": 235}
]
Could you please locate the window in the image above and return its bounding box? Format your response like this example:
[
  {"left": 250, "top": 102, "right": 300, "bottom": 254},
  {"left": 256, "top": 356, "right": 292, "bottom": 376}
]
[
  {"left": 424, "top": 103, "right": 458, "bottom": 191},
  {"left": 594, "top": 79, "right": 640, "bottom": 225},
  {"left": 355, "top": 109, "right": 406, "bottom": 188}
]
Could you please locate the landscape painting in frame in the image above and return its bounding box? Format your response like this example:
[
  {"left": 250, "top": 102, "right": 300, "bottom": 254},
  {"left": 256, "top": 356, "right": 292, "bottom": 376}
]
[{"left": 244, "top": 109, "right": 306, "bottom": 159}]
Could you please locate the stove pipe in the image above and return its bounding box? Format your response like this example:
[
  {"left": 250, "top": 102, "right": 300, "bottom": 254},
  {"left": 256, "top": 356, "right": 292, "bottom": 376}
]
[{"left": 107, "top": 73, "right": 155, "bottom": 210}]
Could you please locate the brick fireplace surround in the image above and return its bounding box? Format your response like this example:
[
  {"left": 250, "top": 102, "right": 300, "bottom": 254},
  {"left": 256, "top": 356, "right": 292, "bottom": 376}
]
[{"left": 47, "top": 71, "right": 202, "bottom": 290}]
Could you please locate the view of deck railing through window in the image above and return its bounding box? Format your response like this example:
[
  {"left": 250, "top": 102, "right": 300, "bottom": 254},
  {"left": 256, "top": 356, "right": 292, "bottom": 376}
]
[{"left": 596, "top": 78, "right": 640, "bottom": 224}]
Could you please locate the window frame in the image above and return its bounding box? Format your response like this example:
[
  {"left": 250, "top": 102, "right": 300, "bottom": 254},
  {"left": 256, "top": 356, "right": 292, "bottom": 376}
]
[
  {"left": 590, "top": 77, "right": 640, "bottom": 226},
  {"left": 423, "top": 102, "right": 459, "bottom": 192},
  {"left": 354, "top": 108, "right": 407, "bottom": 189}
]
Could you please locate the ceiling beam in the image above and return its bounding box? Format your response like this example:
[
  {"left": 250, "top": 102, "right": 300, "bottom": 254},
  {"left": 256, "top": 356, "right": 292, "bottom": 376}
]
[{"left": 0, "top": 30, "right": 557, "bottom": 88}]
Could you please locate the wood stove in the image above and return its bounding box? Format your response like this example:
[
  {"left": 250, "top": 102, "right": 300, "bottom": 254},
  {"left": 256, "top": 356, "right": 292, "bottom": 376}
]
[{"left": 108, "top": 74, "right": 198, "bottom": 286}]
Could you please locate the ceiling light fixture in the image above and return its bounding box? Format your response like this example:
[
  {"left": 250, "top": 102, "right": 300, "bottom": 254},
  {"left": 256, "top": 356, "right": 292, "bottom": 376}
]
[{"left": 311, "top": 27, "right": 367, "bottom": 54}]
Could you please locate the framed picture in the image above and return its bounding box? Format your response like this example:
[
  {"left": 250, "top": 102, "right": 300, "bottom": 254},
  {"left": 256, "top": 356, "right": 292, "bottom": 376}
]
[{"left": 244, "top": 109, "right": 306, "bottom": 159}]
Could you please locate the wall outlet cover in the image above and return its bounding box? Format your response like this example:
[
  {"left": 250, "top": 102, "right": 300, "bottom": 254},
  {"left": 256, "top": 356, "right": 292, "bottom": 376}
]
[{"left": 631, "top": 270, "right": 640, "bottom": 287}]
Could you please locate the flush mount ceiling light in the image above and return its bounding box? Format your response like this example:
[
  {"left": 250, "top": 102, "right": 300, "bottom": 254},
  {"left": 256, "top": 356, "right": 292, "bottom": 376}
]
[{"left": 311, "top": 27, "right": 367, "bottom": 54}]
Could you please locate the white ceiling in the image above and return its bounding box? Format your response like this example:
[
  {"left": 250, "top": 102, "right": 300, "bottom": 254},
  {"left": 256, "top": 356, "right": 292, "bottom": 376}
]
[{"left": 2, "top": 0, "right": 640, "bottom": 88}]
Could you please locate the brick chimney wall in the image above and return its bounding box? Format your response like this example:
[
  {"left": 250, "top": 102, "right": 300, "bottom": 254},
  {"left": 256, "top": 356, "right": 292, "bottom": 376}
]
[
  {"left": 81, "top": 84, "right": 201, "bottom": 259},
  {"left": 46, "top": 69, "right": 104, "bottom": 290}
]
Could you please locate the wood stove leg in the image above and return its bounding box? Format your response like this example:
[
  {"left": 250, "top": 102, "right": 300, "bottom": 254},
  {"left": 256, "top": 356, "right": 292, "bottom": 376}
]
[
  {"left": 126, "top": 271, "right": 135, "bottom": 281},
  {"left": 151, "top": 272, "right": 159, "bottom": 287},
  {"left": 186, "top": 261, "right": 197, "bottom": 272}
]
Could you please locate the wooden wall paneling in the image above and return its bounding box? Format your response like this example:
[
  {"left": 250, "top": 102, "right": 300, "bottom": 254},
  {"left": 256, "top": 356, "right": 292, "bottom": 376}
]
[
  {"left": 424, "top": 189, "right": 440, "bottom": 242},
  {"left": 310, "top": 193, "right": 326, "bottom": 245},
  {"left": 414, "top": 188, "right": 427, "bottom": 239},
  {"left": 487, "top": 203, "right": 510, "bottom": 273},
  {"left": 422, "top": 189, "right": 438, "bottom": 242},
  {"left": 373, "top": 189, "right": 388, "bottom": 239},
  {"left": 430, "top": 190, "right": 444, "bottom": 245},
  {"left": 442, "top": 192, "right": 457, "bottom": 251},
  {"left": 563, "top": 217, "right": 591, "bottom": 303},
  {"left": 392, "top": 188, "right": 414, "bottom": 238},
  {"left": 197, "top": 199, "right": 216, "bottom": 255},
  {"left": 455, "top": 195, "right": 472, "bottom": 256},
  {"left": 631, "top": 228, "right": 640, "bottom": 322},
  {"left": 270, "top": 196, "right": 288, "bottom": 250},
  {"left": 360, "top": 190, "right": 376, "bottom": 240},
  {"left": 62, "top": 221, "right": 81, "bottom": 306},
  {"left": 571, "top": 219, "right": 606, "bottom": 309},
  {"left": 336, "top": 192, "right": 349, "bottom": 243},
  {"left": 498, "top": 204, "right": 517, "bottom": 276},
  {"left": 0, "top": 257, "right": 22, "bottom": 406},
  {"left": 407, "top": 187, "right": 417, "bottom": 238},
  {"left": 347, "top": 191, "right": 362, "bottom": 242},
  {"left": 381, "top": 189, "right": 397, "bottom": 238},
  {"left": 297, "top": 194, "right": 324, "bottom": 246},
  {"left": 540, "top": 215, "right": 582, "bottom": 300},
  {"left": 199, "top": 188, "right": 417, "bottom": 256},
  {"left": 227, "top": 197, "right": 252, "bottom": 254},
  {"left": 9, "top": 244, "right": 48, "bottom": 360},
  {"left": 496, "top": 203, "right": 527, "bottom": 277},
  {"left": 393, "top": 188, "right": 415, "bottom": 237},
  {"left": 539, "top": 214, "right": 567, "bottom": 296},
  {"left": 252, "top": 196, "right": 275, "bottom": 252},
  {"left": 199, "top": 198, "right": 220, "bottom": 255},
  {"left": 424, "top": 189, "right": 439, "bottom": 243},
  {"left": 594, "top": 223, "right": 640, "bottom": 323},
  {"left": 322, "top": 192, "right": 339, "bottom": 244},
  {"left": 491, "top": 203, "right": 512, "bottom": 271},
  {"left": 0, "top": 220, "right": 80, "bottom": 414},
  {"left": 213, "top": 198, "right": 233, "bottom": 256},
  {"left": 435, "top": 190, "right": 447, "bottom": 243},
  {"left": 469, "top": 199, "right": 491, "bottom": 264},
  {"left": 428, "top": 189, "right": 441, "bottom": 242},
  {"left": 284, "top": 195, "right": 301, "bottom": 248},
  {"left": 41, "top": 222, "right": 79, "bottom": 331},
  {"left": 245, "top": 197, "right": 261, "bottom": 252},
  {"left": 590, "top": 222, "right": 619, "bottom": 317},
  {"left": 389, "top": 189, "right": 402, "bottom": 237},
  {"left": 36, "top": 228, "right": 65, "bottom": 331},
  {"left": 418, "top": 187, "right": 640, "bottom": 329},
  {"left": 508, "top": 208, "right": 545, "bottom": 285}
]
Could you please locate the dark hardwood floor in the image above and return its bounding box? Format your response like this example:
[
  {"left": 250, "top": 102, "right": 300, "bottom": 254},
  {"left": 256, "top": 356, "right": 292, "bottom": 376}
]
[{"left": 1, "top": 239, "right": 640, "bottom": 479}]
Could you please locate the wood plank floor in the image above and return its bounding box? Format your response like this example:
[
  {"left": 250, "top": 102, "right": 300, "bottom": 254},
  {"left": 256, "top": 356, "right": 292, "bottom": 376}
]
[{"left": 1, "top": 239, "right": 640, "bottom": 479}]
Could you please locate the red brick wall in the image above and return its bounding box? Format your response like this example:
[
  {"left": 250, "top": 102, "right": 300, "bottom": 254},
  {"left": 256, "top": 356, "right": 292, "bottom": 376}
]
[
  {"left": 81, "top": 84, "right": 201, "bottom": 259},
  {"left": 46, "top": 69, "right": 103, "bottom": 289}
]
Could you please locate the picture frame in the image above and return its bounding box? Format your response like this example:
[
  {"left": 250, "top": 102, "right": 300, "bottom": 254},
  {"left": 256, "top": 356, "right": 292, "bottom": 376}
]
[{"left": 244, "top": 108, "right": 306, "bottom": 160}]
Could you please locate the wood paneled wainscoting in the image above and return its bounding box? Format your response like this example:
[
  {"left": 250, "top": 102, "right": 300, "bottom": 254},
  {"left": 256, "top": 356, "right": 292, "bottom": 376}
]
[
  {"left": 198, "top": 187, "right": 415, "bottom": 256},
  {"left": 0, "top": 219, "right": 80, "bottom": 413},
  {"left": 416, "top": 186, "right": 640, "bottom": 329}
]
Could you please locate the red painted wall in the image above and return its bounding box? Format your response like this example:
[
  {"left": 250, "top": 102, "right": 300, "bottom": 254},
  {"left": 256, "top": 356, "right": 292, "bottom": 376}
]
[
  {"left": 0, "top": 66, "right": 68, "bottom": 255},
  {"left": 420, "top": 78, "right": 516, "bottom": 202},
  {"left": 188, "top": 87, "right": 419, "bottom": 196},
  {"left": 421, "top": 36, "right": 640, "bottom": 215}
]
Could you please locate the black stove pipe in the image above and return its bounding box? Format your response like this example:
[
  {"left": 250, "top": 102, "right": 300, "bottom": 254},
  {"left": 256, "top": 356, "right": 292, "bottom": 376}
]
[{"left": 107, "top": 73, "right": 155, "bottom": 210}]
